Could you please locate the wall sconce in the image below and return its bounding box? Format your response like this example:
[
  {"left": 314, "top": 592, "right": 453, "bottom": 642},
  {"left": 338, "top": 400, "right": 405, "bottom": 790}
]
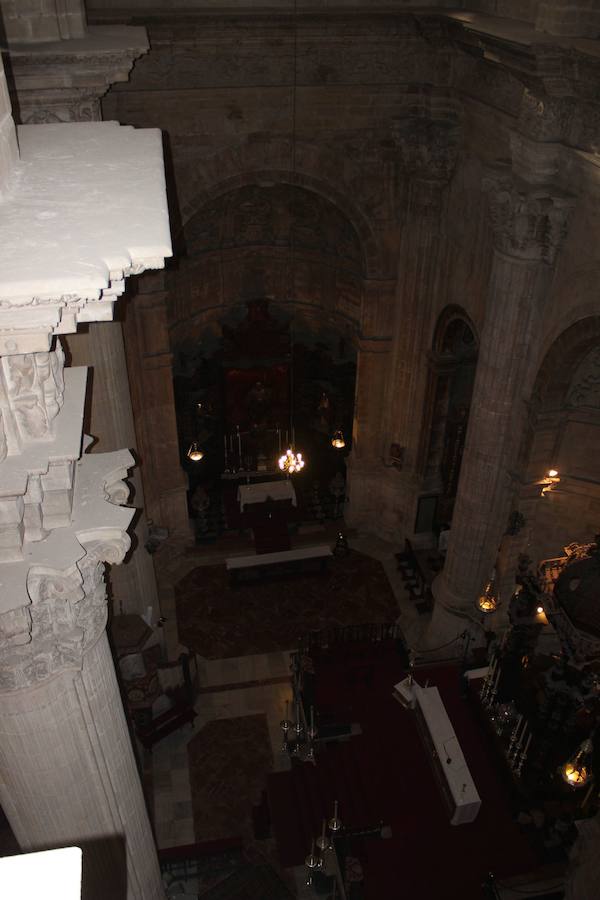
[{"left": 540, "top": 468, "right": 560, "bottom": 496}]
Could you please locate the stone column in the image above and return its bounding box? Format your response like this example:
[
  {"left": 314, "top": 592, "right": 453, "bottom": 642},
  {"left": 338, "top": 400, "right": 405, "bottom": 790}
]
[
  {"left": 0, "top": 67, "right": 170, "bottom": 895},
  {"left": 431, "top": 171, "right": 573, "bottom": 639},
  {"left": 0, "top": 533, "right": 164, "bottom": 900}
]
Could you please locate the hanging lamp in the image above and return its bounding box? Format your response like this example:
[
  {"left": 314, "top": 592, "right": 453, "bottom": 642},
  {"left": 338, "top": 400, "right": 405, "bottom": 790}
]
[
  {"left": 331, "top": 429, "right": 346, "bottom": 449},
  {"left": 561, "top": 738, "right": 593, "bottom": 788},
  {"left": 276, "top": 0, "right": 306, "bottom": 477},
  {"left": 187, "top": 442, "right": 204, "bottom": 462},
  {"left": 477, "top": 570, "right": 499, "bottom": 614}
]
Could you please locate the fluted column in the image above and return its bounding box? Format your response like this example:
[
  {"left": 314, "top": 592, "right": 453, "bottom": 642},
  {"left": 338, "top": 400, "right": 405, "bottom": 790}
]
[
  {"left": 0, "top": 457, "right": 165, "bottom": 900},
  {"left": 431, "top": 171, "right": 573, "bottom": 637}
]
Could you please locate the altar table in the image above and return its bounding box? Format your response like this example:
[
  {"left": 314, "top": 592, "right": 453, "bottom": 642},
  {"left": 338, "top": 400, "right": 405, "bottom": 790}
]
[
  {"left": 237, "top": 479, "right": 296, "bottom": 511},
  {"left": 226, "top": 544, "right": 332, "bottom": 584}
]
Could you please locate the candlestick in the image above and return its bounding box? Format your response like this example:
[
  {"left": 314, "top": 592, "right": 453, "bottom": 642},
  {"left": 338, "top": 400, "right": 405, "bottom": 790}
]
[{"left": 316, "top": 817, "right": 329, "bottom": 851}]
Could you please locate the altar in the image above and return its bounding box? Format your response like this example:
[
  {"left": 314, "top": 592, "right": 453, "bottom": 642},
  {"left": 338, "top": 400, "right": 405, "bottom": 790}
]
[{"left": 237, "top": 479, "right": 296, "bottom": 511}]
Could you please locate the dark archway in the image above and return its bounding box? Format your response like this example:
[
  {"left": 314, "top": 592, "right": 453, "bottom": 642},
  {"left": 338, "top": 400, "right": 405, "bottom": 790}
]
[{"left": 417, "top": 306, "right": 478, "bottom": 527}]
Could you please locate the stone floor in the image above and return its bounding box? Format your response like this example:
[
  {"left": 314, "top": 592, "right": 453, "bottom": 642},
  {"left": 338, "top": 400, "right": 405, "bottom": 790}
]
[{"left": 149, "top": 530, "right": 433, "bottom": 898}]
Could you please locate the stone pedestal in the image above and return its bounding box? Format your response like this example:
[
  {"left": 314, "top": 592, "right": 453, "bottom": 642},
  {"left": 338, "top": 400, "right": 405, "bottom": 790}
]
[{"left": 431, "top": 171, "right": 573, "bottom": 640}]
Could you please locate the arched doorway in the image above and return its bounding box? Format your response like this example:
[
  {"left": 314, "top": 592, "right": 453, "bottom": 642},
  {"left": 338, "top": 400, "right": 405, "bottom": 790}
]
[{"left": 417, "top": 307, "right": 478, "bottom": 529}]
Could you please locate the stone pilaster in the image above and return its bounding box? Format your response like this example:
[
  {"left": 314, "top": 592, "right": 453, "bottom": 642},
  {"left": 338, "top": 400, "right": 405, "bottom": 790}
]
[
  {"left": 345, "top": 276, "right": 394, "bottom": 533},
  {"left": 66, "top": 324, "right": 159, "bottom": 618},
  {"left": 122, "top": 277, "right": 190, "bottom": 539},
  {"left": 431, "top": 170, "right": 573, "bottom": 640},
  {"left": 385, "top": 122, "right": 458, "bottom": 474}
]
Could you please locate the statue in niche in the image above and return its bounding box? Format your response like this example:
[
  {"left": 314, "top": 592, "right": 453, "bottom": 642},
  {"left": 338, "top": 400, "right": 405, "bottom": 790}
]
[
  {"left": 246, "top": 380, "right": 272, "bottom": 428},
  {"left": 441, "top": 404, "right": 469, "bottom": 498},
  {"left": 317, "top": 390, "right": 331, "bottom": 428}
]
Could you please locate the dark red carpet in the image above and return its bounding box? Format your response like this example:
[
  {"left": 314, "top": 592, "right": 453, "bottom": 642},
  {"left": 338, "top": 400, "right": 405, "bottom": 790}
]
[{"left": 267, "top": 642, "right": 538, "bottom": 899}]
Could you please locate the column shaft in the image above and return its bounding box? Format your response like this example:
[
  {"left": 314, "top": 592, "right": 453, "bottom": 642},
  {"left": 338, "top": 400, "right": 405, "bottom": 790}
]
[
  {"left": 431, "top": 173, "right": 573, "bottom": 636},
  {"left": 0, "top": 634, "right": 163, "bottom": 900}
]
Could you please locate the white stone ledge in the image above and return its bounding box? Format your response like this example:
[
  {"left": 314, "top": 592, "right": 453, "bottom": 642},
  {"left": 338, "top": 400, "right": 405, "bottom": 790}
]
[{"left": 0, "top": 120, "right": 172, "bottom": 353}]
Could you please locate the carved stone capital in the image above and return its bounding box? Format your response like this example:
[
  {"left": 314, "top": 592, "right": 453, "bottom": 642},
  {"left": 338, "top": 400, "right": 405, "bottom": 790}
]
[
  {"left": 483, "top": 169, "right": 574, "bottom": 264},
  {"left": 0, "top": 446, "right": 134, "bottom": 691},
  {"left": 394, "top": 119, "right": 460, "bottom": 184},
  {"left": 0, "top": 343, "right": 65, "bottom": 458}
]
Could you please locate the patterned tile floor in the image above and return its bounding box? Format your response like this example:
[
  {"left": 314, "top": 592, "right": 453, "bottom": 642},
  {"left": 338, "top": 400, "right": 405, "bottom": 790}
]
[{"left": 149, "top": 533, "right": 430, "bottom": 866}]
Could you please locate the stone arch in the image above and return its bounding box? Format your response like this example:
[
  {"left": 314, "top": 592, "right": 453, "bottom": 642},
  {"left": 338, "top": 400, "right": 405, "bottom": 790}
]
[
  {"left": 519, "top": 315, "right": 600, "bottom": 565},
  {"left": 176, "top": 140, "right": 384, "bottom": 279},
  {"left": 533, "top": 316, "right": 600, "bottom": 413},
  {"left": 170, "top": 179, "right": 375, "bottom": 348}
]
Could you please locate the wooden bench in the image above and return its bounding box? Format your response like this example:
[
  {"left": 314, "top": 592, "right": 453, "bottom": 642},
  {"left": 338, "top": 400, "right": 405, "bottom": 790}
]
[{"left": 137, "top": 703, "right": 196, "bottom": 750}]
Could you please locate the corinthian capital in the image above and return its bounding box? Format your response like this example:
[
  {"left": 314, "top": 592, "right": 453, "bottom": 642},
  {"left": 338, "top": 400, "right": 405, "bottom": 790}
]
[
  {"left": 483, "top": 169, "right": 574, "bottom": 265},
  {"left": 0, "top": 449, "right": 134, "bottom": 691},
  {"left": 394, "top": 119, "right": 460, "bottom": 183}
]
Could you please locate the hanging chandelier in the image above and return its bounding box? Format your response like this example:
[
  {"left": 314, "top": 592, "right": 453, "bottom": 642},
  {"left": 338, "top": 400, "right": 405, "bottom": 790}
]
[
  {"left": 561, "top": 738, "right": 593, "bottom": 788},
  {"left": 331, "top": 429, "right": 345, "bottom": 449},
  {"left": 187, "top": 442, "right": 204, "bottom": 462},
  {"left": 279, "top": 447, "right": 305, "bottom": 475}
]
